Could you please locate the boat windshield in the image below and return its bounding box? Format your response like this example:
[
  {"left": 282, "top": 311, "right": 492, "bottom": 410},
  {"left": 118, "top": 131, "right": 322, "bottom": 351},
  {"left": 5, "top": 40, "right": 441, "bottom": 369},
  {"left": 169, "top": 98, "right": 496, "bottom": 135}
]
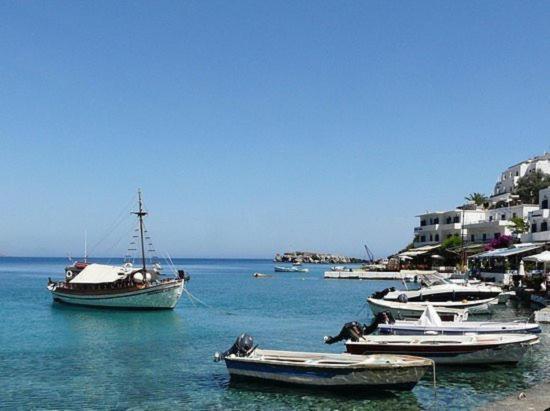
[{"left": 420, "top": 273, "right": 450, "bottom": 287}]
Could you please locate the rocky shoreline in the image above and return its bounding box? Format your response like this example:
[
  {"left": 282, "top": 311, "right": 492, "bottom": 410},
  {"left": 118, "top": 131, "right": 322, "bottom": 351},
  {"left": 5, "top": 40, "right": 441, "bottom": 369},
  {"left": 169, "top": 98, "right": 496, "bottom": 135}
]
[{"left": 274, "top": 251, "right": 365, "bottom": 264}]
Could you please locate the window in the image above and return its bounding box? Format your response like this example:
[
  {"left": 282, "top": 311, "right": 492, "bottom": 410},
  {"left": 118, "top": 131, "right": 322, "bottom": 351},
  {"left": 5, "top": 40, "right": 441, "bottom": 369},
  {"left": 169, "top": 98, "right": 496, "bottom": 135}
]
[
  {"left": 512, "top": 213, "right": 517, "bottom": 218},
  {"left": 542, "top": 222, "right": 548, "bottom": 232},
  {"left": 471, "top": 234, "right": 475, "bottom": 242},
  {"left": 542, "top": 199, "right": 549, "bottom": 209},
  {"left": 434, "top": 218, "right": 439, "bottom": 224},
  {"left": 501, "top": 214, "right": 506, "bottom": 220},
  {"left": 447, "top": 234, "right": 452, "bottom": 239},
  {"left": 532, "top": 223, "right": 538, "bottom": 233},
  {"left": 435, "top": 234, "right": 439, "bottom": 242},
  {"left": 421, "top": 220, "right": 426, "bottom": 226},
  {"left": 420, "top": 236, "right": 426, "bottom": 242},
  {"left": 515, "top": 171, "right": 519, "bottom": 177},
  {"left": 429, "top": 218, "right": 433, "bottom": 225},
  {"left": 482, "top": 233, "right": 487, "bottom": 241},
  {"left": 446, "top": 217, "right": 452, "bottom": 224},
  {"left": 454, "top": 233, "right": 459, "bottom": 237},
  {"left": 453, "top": 216, "right": 460, "bottom": 223},
  {"left": 429, "top": 234, "right": 433, "bottom": 242},
  {"left": 489, "top": 216, "right": 493, "bottom": 222}
]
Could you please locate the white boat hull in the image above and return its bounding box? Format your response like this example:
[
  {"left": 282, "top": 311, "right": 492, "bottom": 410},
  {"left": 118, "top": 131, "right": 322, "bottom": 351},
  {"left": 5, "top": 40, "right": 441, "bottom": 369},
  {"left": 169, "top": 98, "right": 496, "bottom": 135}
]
[{"left": 50, "top": 281, "right": 184, "bottom": 309}]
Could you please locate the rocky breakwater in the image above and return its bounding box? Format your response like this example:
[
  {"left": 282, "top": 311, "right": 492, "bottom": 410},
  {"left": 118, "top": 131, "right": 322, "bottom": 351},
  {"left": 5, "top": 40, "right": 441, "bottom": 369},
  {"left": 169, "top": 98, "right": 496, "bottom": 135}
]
[{"left": 274, "top": 251, "right": 365, "bottom": 264}]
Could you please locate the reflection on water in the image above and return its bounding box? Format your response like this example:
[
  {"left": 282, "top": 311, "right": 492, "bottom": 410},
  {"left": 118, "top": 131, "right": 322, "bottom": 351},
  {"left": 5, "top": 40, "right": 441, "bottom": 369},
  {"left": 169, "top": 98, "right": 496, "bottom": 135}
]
[{"left": 0, "top": 257, "right": 548, "bottom": 409}]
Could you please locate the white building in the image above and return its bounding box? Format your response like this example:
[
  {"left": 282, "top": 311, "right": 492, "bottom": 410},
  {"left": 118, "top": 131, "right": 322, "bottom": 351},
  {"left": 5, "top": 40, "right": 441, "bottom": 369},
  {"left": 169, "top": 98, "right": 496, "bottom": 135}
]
[
  {"left": 413, "top": 208, "right": 486, "bottom": 247},
  {"left": 492, "top": 152, "right": 550, "bottom": 201},
  {"left": 526, "top": 186, "right": 550, "bottom": 242},
  {"left": 465, "top": 204, "right": 538, "bottom": 243}
]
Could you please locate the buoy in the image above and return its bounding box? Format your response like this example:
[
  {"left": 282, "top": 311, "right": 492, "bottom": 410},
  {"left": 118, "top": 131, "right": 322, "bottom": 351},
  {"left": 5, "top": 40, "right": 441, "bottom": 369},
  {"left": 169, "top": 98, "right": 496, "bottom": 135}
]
[{"left": 66, "top": 270, "right": 73, "bottom": 279}]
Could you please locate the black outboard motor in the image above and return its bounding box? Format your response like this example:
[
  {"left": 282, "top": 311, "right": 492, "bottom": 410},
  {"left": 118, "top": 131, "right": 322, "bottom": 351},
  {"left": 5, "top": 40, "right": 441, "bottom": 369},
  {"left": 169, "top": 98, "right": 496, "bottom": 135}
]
[
  {"left": 324, "top": 311, "right": 397, "bottom": 344},
  {"left": 214, "top": 333, "right": 255, "bottom": 361},
  {"left": 324, "top": 321, "right": 364, "bottom": 345},
  {"left": 371, "top": 287, "right": 396, "bottom": 299},
  {"left": 177, "top": 270, "right": 191, "bottom": 281}
]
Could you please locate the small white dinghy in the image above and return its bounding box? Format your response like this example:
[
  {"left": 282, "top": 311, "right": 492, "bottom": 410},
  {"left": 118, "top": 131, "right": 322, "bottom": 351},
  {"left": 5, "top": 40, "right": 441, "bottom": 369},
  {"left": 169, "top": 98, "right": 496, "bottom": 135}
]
[
  {"left": 214, "top": 334, "right": 433, "bottom": 391},
  {"left": 378, "top": 305, "right": 541, "bottom": 335},
  {"left": 345, "top": 333, "right": 539, "bottom": 365}
]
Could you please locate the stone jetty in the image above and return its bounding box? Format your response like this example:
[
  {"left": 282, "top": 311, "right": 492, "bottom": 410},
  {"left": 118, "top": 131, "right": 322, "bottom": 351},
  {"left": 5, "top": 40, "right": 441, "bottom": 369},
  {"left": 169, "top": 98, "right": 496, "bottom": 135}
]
[{"left": 274, "top": 251, "right": 365, "bottom": 264}]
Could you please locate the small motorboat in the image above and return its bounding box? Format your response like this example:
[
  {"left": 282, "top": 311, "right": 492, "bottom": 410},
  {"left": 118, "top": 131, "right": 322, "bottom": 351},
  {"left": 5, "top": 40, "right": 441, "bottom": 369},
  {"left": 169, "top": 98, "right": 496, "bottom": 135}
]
[
  {"left": 253, "top": 272, "right": 272, "bottom": 278},
  {"left": 368, "top": 298, "right": 469, "bottom": 321},
  {"left": 345, "top": 333, "right": 539, "bottom": 365},
  {"left": 274, "top": 266, "right": 309, "bottom": 273},
  {"left": 214, "top": 334, "right": 433, "bottom": 391},
  {"left": 377, "top": 305, "right": 541, "bottom": 335}
]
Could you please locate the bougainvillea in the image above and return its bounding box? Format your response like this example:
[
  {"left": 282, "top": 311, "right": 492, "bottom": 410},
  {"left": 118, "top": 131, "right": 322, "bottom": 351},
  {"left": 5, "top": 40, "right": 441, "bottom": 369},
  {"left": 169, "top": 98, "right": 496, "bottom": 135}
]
[{"left": 484, "top": 235, "right": 513, "bottom": 251}]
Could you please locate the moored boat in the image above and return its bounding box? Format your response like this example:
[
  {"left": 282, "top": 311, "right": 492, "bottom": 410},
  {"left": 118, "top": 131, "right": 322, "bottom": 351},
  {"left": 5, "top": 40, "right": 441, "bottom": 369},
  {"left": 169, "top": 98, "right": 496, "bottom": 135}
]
[
  {"left": 345, "top": 333, "right": 539, "bottom": 365},
  {"left": 214, "top": 334, "right": 433, "bottom": 391},
  {"left": 379, "top": 274, "right": 501, "bottom": 303},
  {"left": 47, "top": 190, "right": 188, "bottom": 309},
  {"left": 274, "top": 266, "right": 309, "bottom": 273},
  {"left": 368, "top": 297, "right": 469, "bottom": 321},
  {"left": 378, "top": 305, "right": 541, "bottom": 335}
]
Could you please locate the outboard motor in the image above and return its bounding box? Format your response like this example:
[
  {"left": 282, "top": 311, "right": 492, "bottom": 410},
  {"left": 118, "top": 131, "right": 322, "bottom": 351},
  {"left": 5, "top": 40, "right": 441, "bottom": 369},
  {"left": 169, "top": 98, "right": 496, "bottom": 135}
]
[
  {"left": 214, "top": 333, "right": 255, "bottom": 361},
  {"left": 371, "top": 287, "right": 396, "bottom": 299},
  {"left": 324, "top": 311, "right": 398, "bottom": 344},
  {"left": 397, "top": 293, "right": 408, "bottom": 303},
  {"left": 324, "top": 321, "right": 365, "bottom": 344},
  {"left": 177, "top": 270, "right": 191, "bottom": 282}
]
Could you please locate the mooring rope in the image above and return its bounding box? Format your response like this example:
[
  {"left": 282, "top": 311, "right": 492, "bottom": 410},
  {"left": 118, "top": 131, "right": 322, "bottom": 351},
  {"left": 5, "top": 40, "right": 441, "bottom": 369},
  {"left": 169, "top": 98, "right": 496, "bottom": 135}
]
[{"left": 182, "top": 287, "right": 235, "bottom": 316}]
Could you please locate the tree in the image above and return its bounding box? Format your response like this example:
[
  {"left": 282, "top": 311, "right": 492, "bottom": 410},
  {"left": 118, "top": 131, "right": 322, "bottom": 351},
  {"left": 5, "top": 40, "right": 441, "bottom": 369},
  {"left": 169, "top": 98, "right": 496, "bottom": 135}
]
[
  {"left": 465, "top": 192, "right": 488, "bottom": 206},
  {"left": 441, "top": 235, "right": 462, "bottom": 250},
  {"left": 514, "top": 170, "right": 550, "bottom": 204},
  {"left": 510, "top": 216, "right": 527, "bottom": 234}
]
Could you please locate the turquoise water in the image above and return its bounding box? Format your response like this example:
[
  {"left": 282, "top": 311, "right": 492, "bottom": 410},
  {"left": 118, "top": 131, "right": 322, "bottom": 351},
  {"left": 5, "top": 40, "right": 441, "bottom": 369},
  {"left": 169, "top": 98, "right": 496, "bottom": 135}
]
[{"left": 0, "top": 257, "right": 548, "bottom": 410}]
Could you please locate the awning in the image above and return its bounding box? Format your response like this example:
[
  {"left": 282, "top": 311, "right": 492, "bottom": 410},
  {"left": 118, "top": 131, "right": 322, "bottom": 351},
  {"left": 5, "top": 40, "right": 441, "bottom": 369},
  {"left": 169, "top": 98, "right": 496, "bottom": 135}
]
[
  {"left": 70, "top": 263, "right": 133, "bottom": 284},
  {"left": 523, "top": 251, "right": 550, "bottom": 263},
  {"left": 397, "top": 244, "right": 441, "bottom": 258},
  {"left": 470, "top": 244, "right": 543, "bottom": 260}
]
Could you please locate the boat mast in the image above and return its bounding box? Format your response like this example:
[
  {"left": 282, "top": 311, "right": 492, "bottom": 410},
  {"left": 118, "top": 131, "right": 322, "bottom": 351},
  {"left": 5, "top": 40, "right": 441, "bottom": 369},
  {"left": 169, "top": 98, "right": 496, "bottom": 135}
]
[{"left": 133, "top": 189, "right": 148, "bottom": 274}]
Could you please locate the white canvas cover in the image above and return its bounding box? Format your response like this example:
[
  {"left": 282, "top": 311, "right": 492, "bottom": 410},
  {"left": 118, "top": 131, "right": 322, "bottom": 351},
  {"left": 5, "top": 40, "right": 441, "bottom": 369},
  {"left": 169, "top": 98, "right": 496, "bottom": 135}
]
[
  {"left": 523, "top": 251, "right": 550, "bottom": 263},
  {"left": 416, "top": 305, "right": 443, "bottom": 327},
  {"left": 70, "top": 263, "right": 132, "bottom": 284}
]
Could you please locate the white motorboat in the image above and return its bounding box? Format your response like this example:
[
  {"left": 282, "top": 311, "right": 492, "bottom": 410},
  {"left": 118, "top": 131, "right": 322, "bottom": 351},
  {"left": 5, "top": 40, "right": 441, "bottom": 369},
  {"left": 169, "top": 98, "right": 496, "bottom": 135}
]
[
  {"left": 377, "top": 305, "right": 541, "bottom": 335},
  {"left": 378, "top": 274, "right": 501, "bottom": 303},
  {"left": 368, "top": 298, "right": 469, "bottom": 321},
  {"left": 345, "top": 333, "right": 539, "bottom": 365},
  {"left": 214, "top": 334, "right": 432, "bottom": 391},
  {"left": 47, "top": 190, "right": 188, "bottom": 309}
]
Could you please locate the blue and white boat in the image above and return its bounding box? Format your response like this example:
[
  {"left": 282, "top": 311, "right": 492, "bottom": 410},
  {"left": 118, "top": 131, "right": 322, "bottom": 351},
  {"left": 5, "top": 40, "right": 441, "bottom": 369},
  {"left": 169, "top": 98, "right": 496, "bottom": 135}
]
[
  {"left": 377, "top": 305, "right": 541, "bottom": 335},
  {"left": 214, "top": 334, "right": 432, "bottom": 391}
]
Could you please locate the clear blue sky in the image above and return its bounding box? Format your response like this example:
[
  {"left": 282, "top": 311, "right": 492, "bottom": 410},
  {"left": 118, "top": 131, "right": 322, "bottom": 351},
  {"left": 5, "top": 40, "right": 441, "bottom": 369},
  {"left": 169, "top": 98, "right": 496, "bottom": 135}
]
[{"left": 0, "top": 1, "right": 548, "bottom": 258}]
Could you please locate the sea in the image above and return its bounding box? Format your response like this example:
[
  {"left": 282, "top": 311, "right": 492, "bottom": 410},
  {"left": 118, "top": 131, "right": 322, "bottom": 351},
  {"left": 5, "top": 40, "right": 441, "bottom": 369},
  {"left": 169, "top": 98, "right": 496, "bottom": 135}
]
[{"left": 0, "top": 257, "right": 548, "bottom": 410}]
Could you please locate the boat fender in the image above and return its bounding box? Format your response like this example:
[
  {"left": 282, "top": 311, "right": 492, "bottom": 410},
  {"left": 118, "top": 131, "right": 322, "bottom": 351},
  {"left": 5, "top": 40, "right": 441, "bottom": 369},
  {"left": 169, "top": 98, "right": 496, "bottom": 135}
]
[{"left": 397, "top": 293, "right": 408, "bottom": 303}]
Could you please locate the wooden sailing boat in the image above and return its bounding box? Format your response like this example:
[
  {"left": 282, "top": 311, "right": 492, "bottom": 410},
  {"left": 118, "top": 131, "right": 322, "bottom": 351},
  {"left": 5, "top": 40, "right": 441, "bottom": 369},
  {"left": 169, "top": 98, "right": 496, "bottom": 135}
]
[{"left": 47, "top": 190, "right": 187, "bottom": 309}]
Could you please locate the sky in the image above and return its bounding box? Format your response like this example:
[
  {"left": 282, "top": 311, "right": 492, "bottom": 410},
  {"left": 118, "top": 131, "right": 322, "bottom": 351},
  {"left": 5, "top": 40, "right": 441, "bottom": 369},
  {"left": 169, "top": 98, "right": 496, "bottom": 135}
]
[{"left": 0, "top": 1, "right": 549, "bottom": 258}]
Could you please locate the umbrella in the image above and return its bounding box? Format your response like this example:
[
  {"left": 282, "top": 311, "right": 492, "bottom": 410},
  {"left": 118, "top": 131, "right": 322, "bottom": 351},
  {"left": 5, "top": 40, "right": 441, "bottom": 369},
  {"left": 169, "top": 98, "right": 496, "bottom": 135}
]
[
  {"left": 518, "top": 260, "right": 525, "bottom": 276},
  {"left": 399, "top": 256, "right": 413, "bottom": 261},
  {"left": 431, "top": 254, "right": 444, "bottom": 260}
]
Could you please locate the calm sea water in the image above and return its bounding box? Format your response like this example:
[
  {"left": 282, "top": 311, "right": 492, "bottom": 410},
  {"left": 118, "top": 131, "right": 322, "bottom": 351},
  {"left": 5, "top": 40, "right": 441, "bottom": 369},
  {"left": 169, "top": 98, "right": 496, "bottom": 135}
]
[{"left": 0, "top": 257, "right": 548, "bottom": 410}]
